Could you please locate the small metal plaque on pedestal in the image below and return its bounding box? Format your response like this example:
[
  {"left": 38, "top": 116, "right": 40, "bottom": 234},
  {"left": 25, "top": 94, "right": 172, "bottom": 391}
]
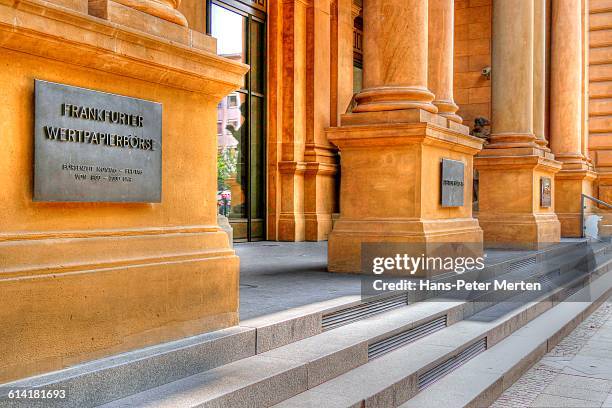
[
  {"left": 540, "top": 177, "right": 552, "bottom": 208},
  {"left": 441, "top": 158, "right": 465, "bottom": 207},
  {"left": 34, "top": 80, "right": 162, "bottom": 203}
]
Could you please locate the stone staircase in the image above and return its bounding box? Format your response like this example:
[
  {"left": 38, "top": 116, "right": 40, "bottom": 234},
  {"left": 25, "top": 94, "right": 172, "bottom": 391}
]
[{"left": 1, "top": 241, "right": 612, "bottom": 408}]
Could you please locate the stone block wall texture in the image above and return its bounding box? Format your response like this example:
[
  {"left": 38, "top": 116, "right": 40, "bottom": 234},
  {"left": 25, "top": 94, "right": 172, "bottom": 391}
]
[
  {"left": 0, "top": 0, "right": 245, "bottom": 383},
  {"left": 454, "top": 0, "right": 492, "bottom": 128},
  {"left": 589, "top": 0, "right": 612, "bottom": 175}
]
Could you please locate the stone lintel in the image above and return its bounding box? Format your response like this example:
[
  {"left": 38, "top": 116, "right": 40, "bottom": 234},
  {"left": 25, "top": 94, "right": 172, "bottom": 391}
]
[
  {"left": 475, "top": 155, "right": 563, "bottom": 174},
  {"left": 477, "top": 145, "right": 555, "bottom": 159},
  {"left": 556, "top": 168, "right": 598, "bottom": 181},
  {"left": 327, "top": 122, "right": 484, "bottom": 154},
  {"left": 340, "top": 108, "right": 469, "bottom": 135}
]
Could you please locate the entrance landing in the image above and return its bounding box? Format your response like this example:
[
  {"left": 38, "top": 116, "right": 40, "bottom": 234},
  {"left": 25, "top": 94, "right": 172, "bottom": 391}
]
[{"left": 236, "top": 241, "right": 576, "bottom": 320}]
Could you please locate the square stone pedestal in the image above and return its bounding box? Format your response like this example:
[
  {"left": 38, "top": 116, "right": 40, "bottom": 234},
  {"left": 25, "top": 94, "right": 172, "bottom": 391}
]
[
  {"left": 326, "top": 111, "right": 484, "bottom": 273},
  {"left": 0, "top": 0, "right": 247, "bottom": 383},
  {"left": 475, "top": 154, "right": 562, "bottom": 248},
  {"left": 555, "top": 168, "right": 596, "bottom": 237}
]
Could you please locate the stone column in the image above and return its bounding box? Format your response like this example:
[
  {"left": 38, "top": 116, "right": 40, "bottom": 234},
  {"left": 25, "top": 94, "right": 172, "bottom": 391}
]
[
  {"left": 327, "top": 0, "right": 484, "bottom": 272},
  {"left": 352, "top": 0, "right": 437, "bottom": 113},
  {"left": 487, "top": 0, "right": 536, "bottom": 149},
  {"left": 474, "top": 0, "right": 561, "bottom": 247},
  {"left": 428, "top": 0, "right": 461, "bottom": 123},
  {"left": 550, "top": 0, "right": 596, "bottom": 236},
  {"left": 533, "top": 0, "right": 548, "bottom": 148},
  {"left": 550, "top": 0, "right": 583, "bottom": 162}
]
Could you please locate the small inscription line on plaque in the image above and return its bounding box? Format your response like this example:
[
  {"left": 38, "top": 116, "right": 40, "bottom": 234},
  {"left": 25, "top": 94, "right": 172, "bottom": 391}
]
[{"left": 43, "top": 126, "right": 155, "bottom": 151}]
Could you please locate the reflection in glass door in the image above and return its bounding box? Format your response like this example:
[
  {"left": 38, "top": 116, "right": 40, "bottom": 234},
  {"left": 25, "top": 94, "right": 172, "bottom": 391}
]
[{"left": 211, "top": 1, "right": 265, "bottom": 241}]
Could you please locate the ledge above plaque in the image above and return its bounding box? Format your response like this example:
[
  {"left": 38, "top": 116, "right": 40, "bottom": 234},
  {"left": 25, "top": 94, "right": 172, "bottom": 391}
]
[
  {"left": 441, "top": 158, "right": 465, "bottom": 207},
  {"left": 34, "top": 80, "right": 162, "bottom": 203}
]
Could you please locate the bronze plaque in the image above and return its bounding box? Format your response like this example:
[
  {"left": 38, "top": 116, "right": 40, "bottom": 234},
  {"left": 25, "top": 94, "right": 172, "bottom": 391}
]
[
  {"left": 34, "top": 80, "right": 162, "bottom": 202},
  {"left": 441, "top": 158, "right": 465, "bottom": 207},
  {"left": 540, "top": 177, "right": 552, "bottom": 208}
]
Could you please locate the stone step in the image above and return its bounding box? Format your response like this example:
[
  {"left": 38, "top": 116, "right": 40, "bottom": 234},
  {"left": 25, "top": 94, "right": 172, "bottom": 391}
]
[
  {"left": 95, "top": 299, "right": 466, "bottom": 408},
  {"left": 398, "top": 273, "right": 612, "bottom": 408},
  {"left": 0, "top": 326, "right": 257, "bottom": 408},
  {"left": 272, "top": 260, "right": 612, "bottom": 408},
  {"left": 0, "top": 241, "right": 602, "bottom": 407},
  {"left": 93, "top": 246, "right": 597, "bottom": 407}
]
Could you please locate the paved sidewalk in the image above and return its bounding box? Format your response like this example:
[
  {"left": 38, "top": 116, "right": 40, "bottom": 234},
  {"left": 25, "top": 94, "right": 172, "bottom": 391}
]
[
  {"left": 492, "top": 298, "right": 612, "bottom": 408},
  {"left": 236, "top": 242, "right": 361, "bottom": 320}
]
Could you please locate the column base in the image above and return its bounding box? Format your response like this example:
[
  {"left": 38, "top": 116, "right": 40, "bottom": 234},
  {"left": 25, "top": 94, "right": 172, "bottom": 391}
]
[
  {"left": 304, "top": 161, "right": 338, "bottom": 241},
  {"left": 475, "top": 154, "right": 562, "bottom": 248},
  {"left": 328, "top": 218, "right": 483, "bottom": 273},
  {"left": 278, "top": 161, "right": 306, "bottom": 242},
  {"left": 555, "top": 167, "right": 597, "bottom": 238},
  {"left": 434, "top": 99, "right": 462, "bottom": 124},
  {"left": 353, "top": 86, "right": 438, "bottom": 114},
  {"left": 327, "top": 110, "right": 484, "bottom": 273},
  {"left": 477, "top": 214, "right": 561, "bottom": 249}
]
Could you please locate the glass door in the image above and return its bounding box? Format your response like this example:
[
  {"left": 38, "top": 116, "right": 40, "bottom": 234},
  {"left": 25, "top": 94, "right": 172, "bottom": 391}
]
[{"left": 211, "top": 1, "right": 266, "bottom": 241}]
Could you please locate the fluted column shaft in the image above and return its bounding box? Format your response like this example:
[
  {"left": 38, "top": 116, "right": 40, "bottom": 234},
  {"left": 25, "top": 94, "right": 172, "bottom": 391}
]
[
  {"left": 550, "top": 0, "right": 583, "bottom": 161},
  {"left": 428, "top": 0, "right": 461, "bottom": 123},
  {"left": 534, "top": 0, "right": 547, "bottom": 147},
  {"left": 353, "top": 0, "right": 437, "bottom": 113},
  {"left": 489, "top": 0, "right": 536, "bottom": 147}
]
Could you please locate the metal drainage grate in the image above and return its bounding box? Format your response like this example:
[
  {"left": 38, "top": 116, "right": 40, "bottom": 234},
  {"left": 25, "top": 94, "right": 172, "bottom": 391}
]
[
  {"left": 506, "top": 256, "right": 536, "bottom": 274},
  {"left": 417, "top": 337, "right": 487, "bottom": 390},
  {"left": 537, "top": 268, "right": 561, "bottom": 287},
  {"left": 368, "top": 315, "right": 447, "bottom": 360},
  {"left": 322, "top": 294, "right": 409, "bottom": 331}
]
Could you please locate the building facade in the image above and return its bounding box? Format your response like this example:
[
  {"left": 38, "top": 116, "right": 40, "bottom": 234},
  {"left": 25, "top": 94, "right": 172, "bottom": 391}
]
[
  {"left": 207, "top": 0, "right": 608, "bottom": 244},
  {"left": 1, "top": 0, "right": 611, "bottom": 383}
]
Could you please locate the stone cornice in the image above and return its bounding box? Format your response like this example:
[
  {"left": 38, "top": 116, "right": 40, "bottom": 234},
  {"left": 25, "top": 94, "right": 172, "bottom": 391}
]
[
  {"left": 474, "top": 155, "right": 563, "bottom": 173},
  {"left": 278, "top": 160, "right": 307, "bottom": 174},
  {"left": 304, "top": 161, "right": 337, "bottom": 175},
  {"left": 326, "top": 122, "right": 484, "bottom": 155},
  {"left": 0, "top": 0, "right": 249, "bottom": 98},
  {"left": 0, "top": 225, "right": 221, "bottom": 242},
  {"left": 556, "top": 168, "right": 598, "bottom": 181}
]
